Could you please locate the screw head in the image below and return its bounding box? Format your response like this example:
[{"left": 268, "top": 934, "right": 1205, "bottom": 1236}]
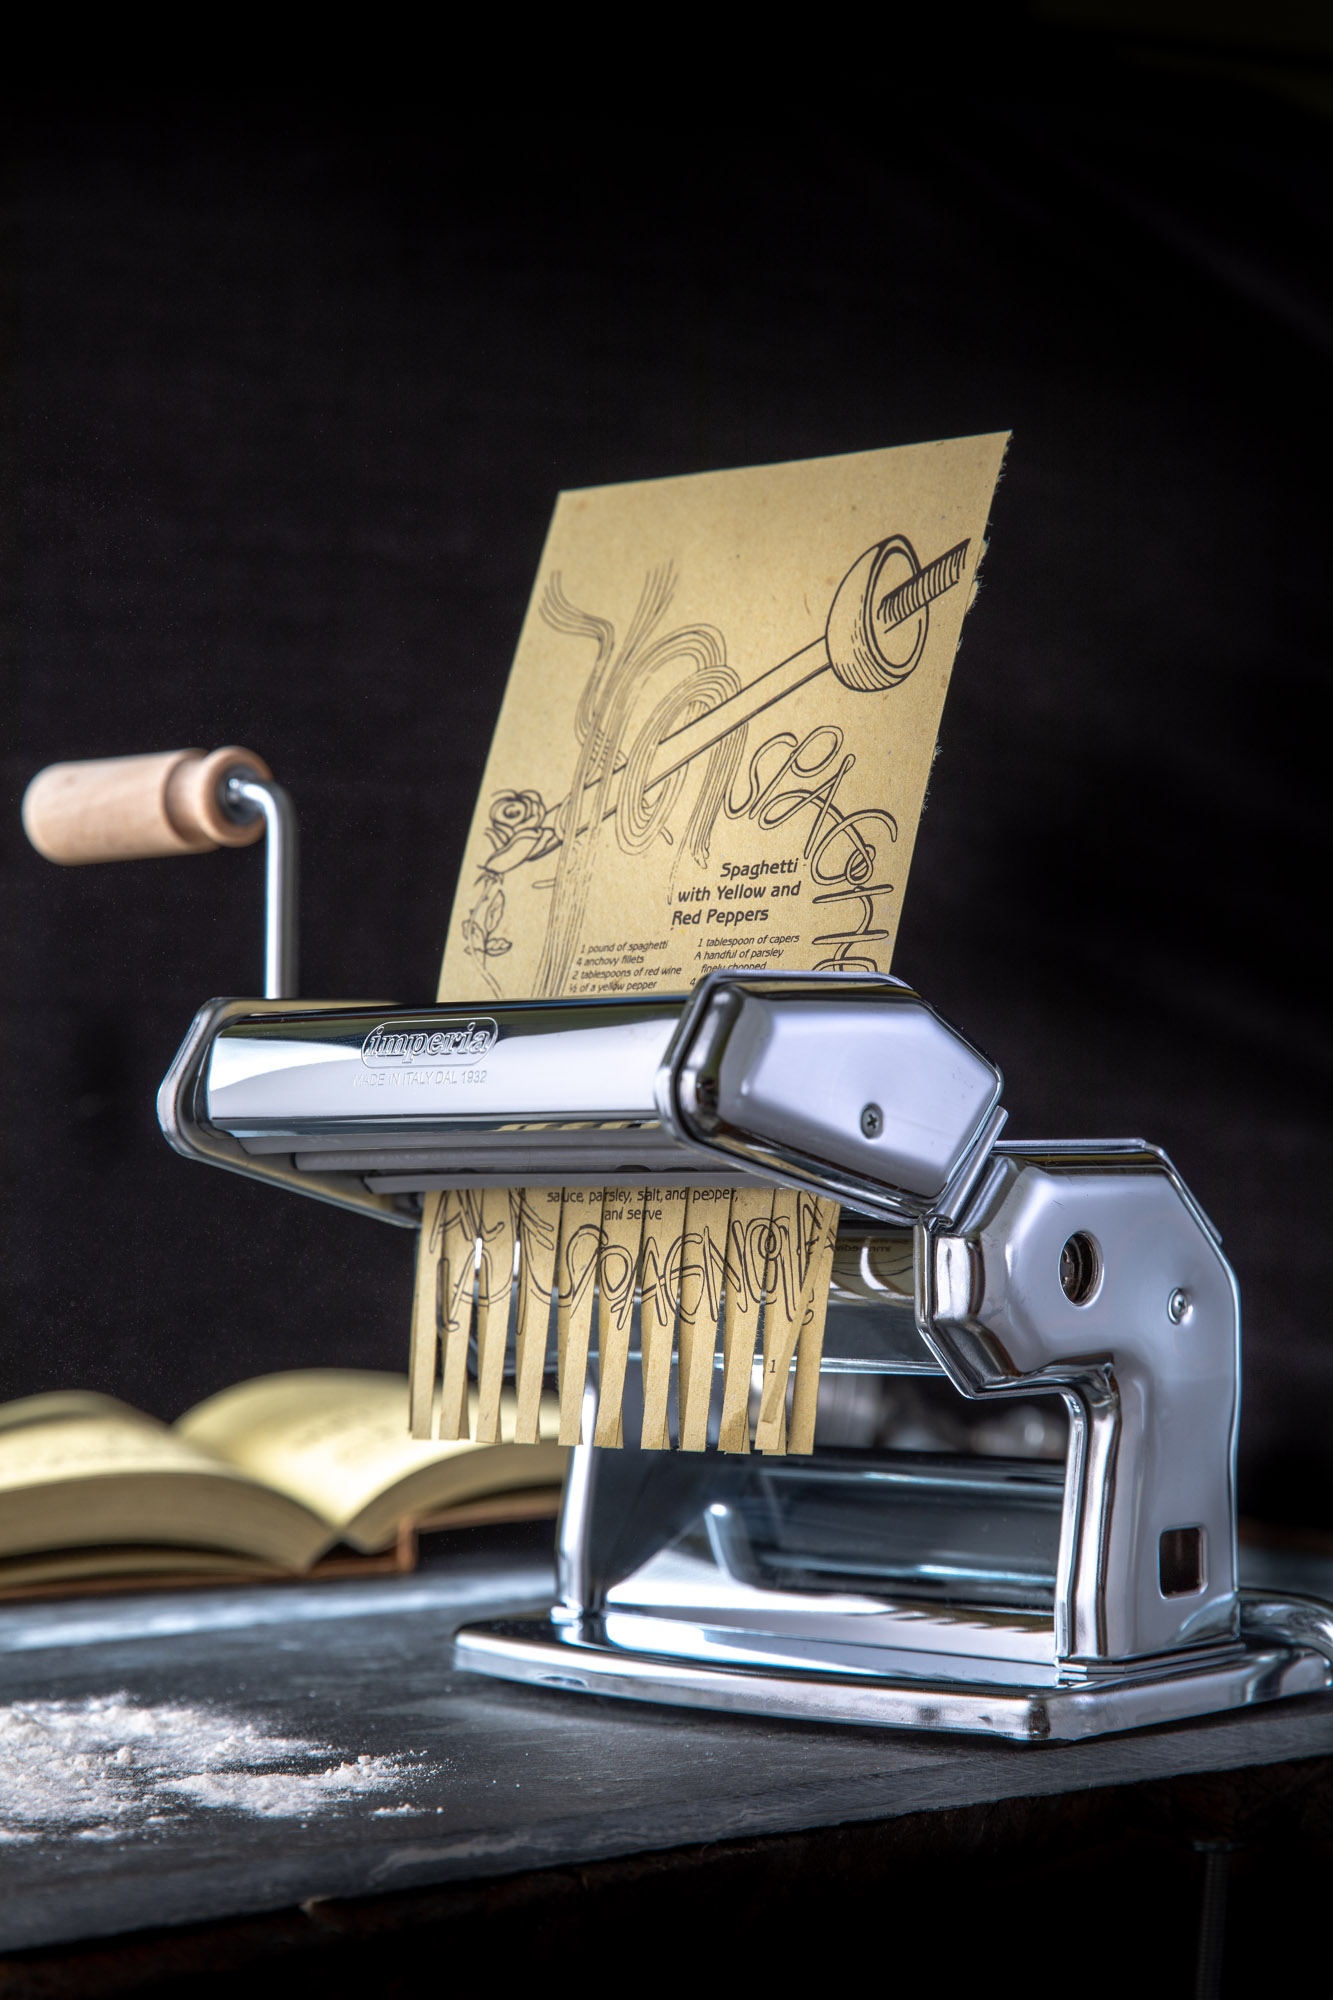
[
  {"left": 1168, "top": 1287, "right": 1190, "bottom": 1324},
  {"left": 860, "top": 1102, "right": 883, "bottom": 1139}
]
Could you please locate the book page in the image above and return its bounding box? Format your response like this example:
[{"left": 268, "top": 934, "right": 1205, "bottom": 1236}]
[
  {"left": 425, "top": 436, "right": 1008, "bottom": 1451},
  {"left": 0, "top": 1546, "right": 294, "bottom": 1595},
  {"left": 178, "top": 1370, "right": 566, "bottom": 1550},
  {"left": 0, "top": 1390, "right": 152, "bottom": 1436},
  {"left": 0, "top": 1403, "right": 330, "bottom": 1568}
]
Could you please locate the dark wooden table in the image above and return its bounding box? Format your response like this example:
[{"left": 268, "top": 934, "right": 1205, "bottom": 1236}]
[{"left": 2, "top": 1528, "right": 1331, "bottom": 1995}]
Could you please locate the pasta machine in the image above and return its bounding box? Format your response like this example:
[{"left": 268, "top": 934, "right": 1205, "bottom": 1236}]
[{"left": 23, "top": 746, "right": 1333, "bottom": 1741}]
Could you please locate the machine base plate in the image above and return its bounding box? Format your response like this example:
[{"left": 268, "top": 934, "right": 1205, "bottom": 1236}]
[{"left": 454, "top": 1610, "right": 1332, "bottom": 1743}]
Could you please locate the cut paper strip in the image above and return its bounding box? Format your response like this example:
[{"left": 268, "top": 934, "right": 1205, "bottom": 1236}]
[
  {"left": 557, "top": 1190, "right": 603, "bottom": 1446},
  {"left": 408, "top": 1191, "right": 446, "bottom": 1442},
  {"left": 718, "top": 1188, "right": 776, "bottom": 1454},
  {"left": 592, "top": 1188, "right": 648, "bottom": 1448},
  {"left": 676, "top": 1186, "right": 728, "bottom": 1451},
  {"left": 438, "top": 1193, "right": 481, "bottom": 1442},
  {"left": 787, "top": 1199, "right": 841, "bottom": 1455},
  {"left": 514, "top": 1187, "right": 563, "bottom": 1444},
  {"left": 472, "top": 1189, "right": 517, "bottom": 1445},
  {"left": 753, "top": 1188, "right": 807, "bottom": 1455},
  {"left": 639, "top": 1186, "right": 688, "bottom": 1449}
]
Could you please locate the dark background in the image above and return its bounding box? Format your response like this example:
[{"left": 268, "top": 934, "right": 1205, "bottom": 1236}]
[{"left": 2, "top": 7, "right": 1330, "bottom": 1524}]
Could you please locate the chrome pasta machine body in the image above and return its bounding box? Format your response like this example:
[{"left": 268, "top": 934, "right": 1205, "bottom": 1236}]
[
  {"left": 157, "top": 971, "right": 1006, "bottom": 1226},
  {"left": 160, "top": 970, "right": 1333, "bottom": 1743}
]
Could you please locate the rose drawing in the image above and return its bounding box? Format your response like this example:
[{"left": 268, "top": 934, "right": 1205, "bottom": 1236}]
[{"left": 482, "top": 790, "right": 559, "bottom": 877}]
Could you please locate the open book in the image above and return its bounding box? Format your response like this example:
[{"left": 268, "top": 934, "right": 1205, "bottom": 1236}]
[{"left": 0, "top": 1370, "right": 566, "bottom": 1599}]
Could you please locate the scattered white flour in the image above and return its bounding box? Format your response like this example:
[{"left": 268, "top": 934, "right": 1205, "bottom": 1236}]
[{"left": 0, "top": 1693, "right": 408, "bottom": 1843}]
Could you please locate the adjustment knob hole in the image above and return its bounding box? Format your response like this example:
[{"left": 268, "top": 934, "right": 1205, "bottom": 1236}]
[{"left": 1059, "top": 1231, "right": 1102, "bottom": 1306}]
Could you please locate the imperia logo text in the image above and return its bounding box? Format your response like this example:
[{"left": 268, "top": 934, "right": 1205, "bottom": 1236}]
[{"left": 361, "top": 1018, "right": 497, "bottom": 1067}]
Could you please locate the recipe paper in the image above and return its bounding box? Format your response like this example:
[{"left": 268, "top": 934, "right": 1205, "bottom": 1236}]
[{"left": 414, "top": 435, "right": 1008, "bottom": 1449}]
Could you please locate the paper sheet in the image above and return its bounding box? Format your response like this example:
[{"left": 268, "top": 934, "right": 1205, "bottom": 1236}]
[{"left": 416, "top": 434, "right": 1009, "bottom": 1450}]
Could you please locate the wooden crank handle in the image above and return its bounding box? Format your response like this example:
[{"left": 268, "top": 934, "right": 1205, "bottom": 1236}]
[{"left": 20, "top": 747, "right": 274, "bottom": 865}]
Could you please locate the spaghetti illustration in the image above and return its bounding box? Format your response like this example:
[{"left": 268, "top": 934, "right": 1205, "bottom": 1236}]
[{"left": 461, "top": 532, "right": 968, "bottom": 996}]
